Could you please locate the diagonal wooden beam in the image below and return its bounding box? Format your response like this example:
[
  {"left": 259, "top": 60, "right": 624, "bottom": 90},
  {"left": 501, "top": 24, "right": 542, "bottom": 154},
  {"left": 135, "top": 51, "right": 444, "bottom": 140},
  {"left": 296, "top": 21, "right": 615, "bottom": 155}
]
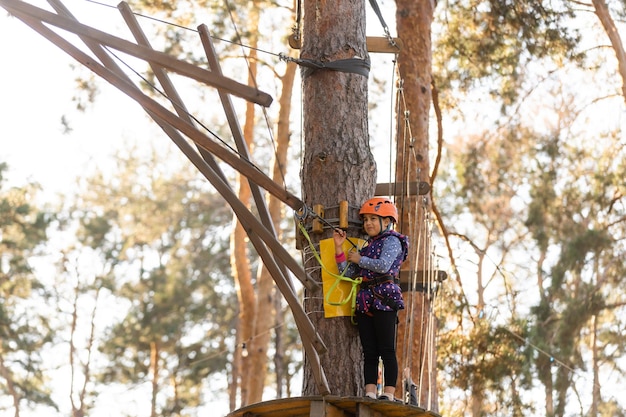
[
  {"left": 10, "top": 0, "right": 331, "bottom": 391},
  {"left": 114, "top": 4, "right": 312, "bottom": 295},
  {"left": 114, "top": 2, "right": 229, "bottom": 185},
  {"left": 31, "top": 1, "right": 327, "bottom": 360},
  {"left": 114, "top": 4, "right": 327, "bottom": 358},
  {"left": 0, "top": 0, "right": 273, "bottom": 107},
  {"left": 197, "top": 23, "right": 296, "bottom": 291},
  {"left": 10, "top": 7, "right": 302, "bottom": 209},
  {"left": 7, "top": 4, "right": 312, "bottom": 268}
]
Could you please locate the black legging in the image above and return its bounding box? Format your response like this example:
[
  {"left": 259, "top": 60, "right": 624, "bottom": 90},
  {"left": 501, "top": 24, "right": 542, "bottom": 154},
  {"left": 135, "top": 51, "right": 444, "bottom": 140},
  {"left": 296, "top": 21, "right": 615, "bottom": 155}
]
[{"left": 356, "top": 310, "right": 398, "bottom": 387}]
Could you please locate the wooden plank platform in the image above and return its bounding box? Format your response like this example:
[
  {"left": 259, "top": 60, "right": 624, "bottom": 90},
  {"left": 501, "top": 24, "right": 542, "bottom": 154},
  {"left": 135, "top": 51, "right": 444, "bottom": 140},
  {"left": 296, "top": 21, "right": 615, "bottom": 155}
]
[{"left": 226, "top": 396, "right": 441, "bottom": 417}]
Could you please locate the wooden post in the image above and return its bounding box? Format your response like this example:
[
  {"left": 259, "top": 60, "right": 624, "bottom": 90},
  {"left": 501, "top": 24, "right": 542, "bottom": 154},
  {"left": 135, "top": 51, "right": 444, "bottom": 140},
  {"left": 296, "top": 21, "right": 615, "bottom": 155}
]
[
  {"left": 310, "top": 400, "right": 347, "bottom": 417},
  {"left": 312, "top": 204, "right": 325, "bottom": 234},
  {"left": 339, "top": 200, "right": 349, "bottom": 229},
  {"left": 355, "top": 403, "right": 385, "bottom": 417}
]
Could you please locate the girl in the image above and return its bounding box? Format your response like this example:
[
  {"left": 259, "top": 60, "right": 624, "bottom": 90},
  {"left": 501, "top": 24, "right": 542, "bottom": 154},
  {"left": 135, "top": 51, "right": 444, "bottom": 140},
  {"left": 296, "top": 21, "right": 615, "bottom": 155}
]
[{"left": 333, "top": 197, "right": 408, "bottom": 401}]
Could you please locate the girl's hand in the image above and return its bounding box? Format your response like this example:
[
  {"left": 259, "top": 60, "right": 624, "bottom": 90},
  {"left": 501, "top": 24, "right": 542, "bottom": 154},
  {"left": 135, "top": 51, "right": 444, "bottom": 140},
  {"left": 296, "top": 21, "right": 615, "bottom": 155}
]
[
  {"left": 333, "top": 229, "right": 346, "bottom": 248},
  {"left": 347, "top": 249, "right": 361, "bottom": 264}
]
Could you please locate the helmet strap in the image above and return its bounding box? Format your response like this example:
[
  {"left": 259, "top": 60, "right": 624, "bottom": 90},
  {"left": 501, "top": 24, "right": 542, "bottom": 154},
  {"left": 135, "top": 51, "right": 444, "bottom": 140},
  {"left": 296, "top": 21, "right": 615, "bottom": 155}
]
[{"left": 379, "top": 217, "right": 392, "bottom": 234}]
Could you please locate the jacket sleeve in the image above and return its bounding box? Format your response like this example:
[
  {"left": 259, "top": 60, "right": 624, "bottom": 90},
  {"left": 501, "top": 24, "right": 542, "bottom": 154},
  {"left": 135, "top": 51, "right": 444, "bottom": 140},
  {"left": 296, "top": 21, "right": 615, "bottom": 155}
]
[
  {"left": 336, "top": 259, "right": 359, "bottom": 277},
  {"left": 358, "top": 236, "right": 402, "bottom": 274}
]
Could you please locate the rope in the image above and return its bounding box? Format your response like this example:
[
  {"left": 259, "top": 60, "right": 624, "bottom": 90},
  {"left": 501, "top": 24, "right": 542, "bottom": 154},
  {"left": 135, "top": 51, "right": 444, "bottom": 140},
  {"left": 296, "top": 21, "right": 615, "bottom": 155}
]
[
  {"left": 87, "top": 0, "right": 370, "bottom": 81},
  {"left": 389, "top": 53, "right": 442, "bottom": 406}
]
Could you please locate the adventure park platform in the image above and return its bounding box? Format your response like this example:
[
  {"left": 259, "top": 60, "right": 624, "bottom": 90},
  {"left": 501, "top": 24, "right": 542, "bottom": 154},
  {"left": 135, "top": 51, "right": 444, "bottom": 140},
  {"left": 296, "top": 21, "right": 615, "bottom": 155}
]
[{"left": 226, "top": 395, "right": 441, "bottom": 417}]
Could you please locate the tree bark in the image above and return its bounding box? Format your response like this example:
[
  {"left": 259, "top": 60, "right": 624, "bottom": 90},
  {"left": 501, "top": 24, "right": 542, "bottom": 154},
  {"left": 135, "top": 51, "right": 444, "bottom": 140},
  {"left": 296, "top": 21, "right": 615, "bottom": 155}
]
[{"left": 300, "top": 0, "right": 375, "bottom": 397}]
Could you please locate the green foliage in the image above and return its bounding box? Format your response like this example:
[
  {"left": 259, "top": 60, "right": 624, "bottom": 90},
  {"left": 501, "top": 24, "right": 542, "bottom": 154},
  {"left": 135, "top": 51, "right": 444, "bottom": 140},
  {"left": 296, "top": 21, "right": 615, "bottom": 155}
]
[
  {"left": 436, "top": 67, "right": 626, "bottom": 413},
  {"left": 0, "top": 162, "right": 56, "bottom": 414},
  {"left": 434, "top": 0, "right": 583, "bottom": 108},
  {"left": 63, "top": 147, "right": 237, "bottom": 415},
  {"left": 438, "top": 313, "right": 535, "bottom": 416}
]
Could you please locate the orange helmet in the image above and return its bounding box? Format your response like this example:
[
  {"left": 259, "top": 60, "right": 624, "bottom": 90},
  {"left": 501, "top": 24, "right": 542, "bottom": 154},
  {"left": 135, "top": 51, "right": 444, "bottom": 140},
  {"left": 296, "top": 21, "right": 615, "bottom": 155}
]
[{"left": 359, "top": 197, "right": 398, "bottom": 223}]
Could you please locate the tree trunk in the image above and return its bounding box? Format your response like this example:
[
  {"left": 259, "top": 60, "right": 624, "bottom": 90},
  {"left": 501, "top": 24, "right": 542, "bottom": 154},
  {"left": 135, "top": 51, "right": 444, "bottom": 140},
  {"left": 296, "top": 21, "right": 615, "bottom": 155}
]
[
  {"left": 394, "top": 0, "right": 438, "bottom": 411},
  {"left": 592, "top": 0, "right": 626, "bottom": 101},
  {"left": 471, "top": 378, "right": 485, "bottom": 417},
  {"left": 300, "top": 0, "right": 374, "bottom": 397},
  {"left": 231, "top": 43, "right": 257, "bottom": 404},
  {"left": 590, "top": 314, "right": 600, "bottom": 417},
  {"left": 270, "top": 60, "right": 297, "bottom": 399},
  {"left": 241, "top": 1, "right": 269, "bottom": 404},
  {"left": 150, "top": 341, "right": 159, "bottom": 417},
  {"left": 0, "top": 353, "right": 21, "bottom": 417},
  {"left": 231, "top": 202, "right": 255, "bottom": 408}
]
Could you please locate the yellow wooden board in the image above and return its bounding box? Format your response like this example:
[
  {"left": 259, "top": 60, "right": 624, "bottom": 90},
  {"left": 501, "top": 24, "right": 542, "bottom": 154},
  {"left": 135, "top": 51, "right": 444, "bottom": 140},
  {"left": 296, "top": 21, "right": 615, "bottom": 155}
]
[{"left": 320, "top": 238, "right": 364, "bottom": 318}]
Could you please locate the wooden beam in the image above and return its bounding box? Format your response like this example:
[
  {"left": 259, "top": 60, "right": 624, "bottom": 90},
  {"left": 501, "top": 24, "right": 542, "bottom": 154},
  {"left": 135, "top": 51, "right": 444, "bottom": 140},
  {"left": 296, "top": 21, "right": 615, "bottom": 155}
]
[
  {"left": 289, "top": 34, "right": 402, "bottom": 54},
  {"left": 310, "top": 400, "right": 347, "bottom": 417},
  {"left": 398, "top": 270, "right": 448, "bottom": 293},
  {"left": 0, "top": 0, "right": 273, "bottom": 107},
  {"left": 36, "top": 3, "right": 326, "bottom": 356},
  {"left": 356, "top": 402, "right": 386, "bottom": 417},
  {"left": 227, "top": 396, "right": 439, "bottom": 417},
  {"left": 47, "top": 5, "right": 330, "bottom": 367},
  {"left": 375, "top": 181, "right": 431, "bottom": 196},
  {"left": 115, "top": 5, "right": 310, "bottom": 294},
  {"left": 13, "top": 17, "right": 301, "bottom": 210},
  {"left": 302, "top": 342, "right": 331, "bottom": 395}
]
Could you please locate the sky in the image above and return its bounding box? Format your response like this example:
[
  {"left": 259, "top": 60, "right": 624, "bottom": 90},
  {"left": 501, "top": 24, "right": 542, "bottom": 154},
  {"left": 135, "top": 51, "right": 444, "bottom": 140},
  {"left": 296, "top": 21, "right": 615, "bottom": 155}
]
[{"left": 0, "top": 2, "right": 159, "bottom": 202}]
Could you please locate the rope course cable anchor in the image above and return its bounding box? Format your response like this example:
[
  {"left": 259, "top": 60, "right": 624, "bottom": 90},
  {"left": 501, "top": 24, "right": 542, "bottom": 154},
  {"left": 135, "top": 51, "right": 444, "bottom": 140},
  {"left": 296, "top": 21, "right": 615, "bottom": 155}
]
[{"left": 280, "top": 54, "right": 372, "bottom": 78}]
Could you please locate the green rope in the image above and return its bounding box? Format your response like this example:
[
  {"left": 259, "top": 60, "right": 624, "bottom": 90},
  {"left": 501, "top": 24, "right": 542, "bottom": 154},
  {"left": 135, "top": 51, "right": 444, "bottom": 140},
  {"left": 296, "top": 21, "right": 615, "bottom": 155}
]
[{"left": 297, "top": 222, "right": 362, "bottom": 322}]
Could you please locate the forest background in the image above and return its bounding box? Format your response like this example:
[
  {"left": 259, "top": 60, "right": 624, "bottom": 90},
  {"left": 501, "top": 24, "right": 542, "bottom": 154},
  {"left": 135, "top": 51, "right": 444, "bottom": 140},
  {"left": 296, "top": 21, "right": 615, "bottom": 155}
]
[{"left": 1, "top": 0, "right": 625, "bottom": 417}]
